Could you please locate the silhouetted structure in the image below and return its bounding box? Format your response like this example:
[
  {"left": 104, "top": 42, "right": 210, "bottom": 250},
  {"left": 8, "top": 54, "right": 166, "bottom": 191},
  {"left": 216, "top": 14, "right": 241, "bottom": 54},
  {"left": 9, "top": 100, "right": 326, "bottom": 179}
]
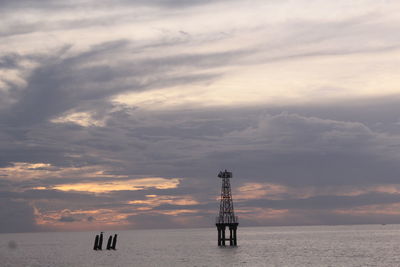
[
  {"left": 111, "top": 234, "right": 117, "bottom": 250},
  {"left": 216, "top": 170, "right": 238, "bottom": 246},
  {"left": 106, "top": 235, "right": 112, "bottom": 250},
  {"left": 98, "top": 232, "right": 103, "bottom": 250},
  {"left": 93, "top": 232, "right": 118, "bottom": 251},
  {"left": 93, "top": 235, "right": 99, "bottom": 250}
]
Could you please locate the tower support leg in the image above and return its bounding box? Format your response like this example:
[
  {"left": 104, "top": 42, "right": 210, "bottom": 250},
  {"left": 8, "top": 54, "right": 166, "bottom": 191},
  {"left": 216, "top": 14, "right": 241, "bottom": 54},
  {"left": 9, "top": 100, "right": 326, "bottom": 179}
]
[
  {"left": 221, "top": 226, "right": 226, "bottom": 246},
  {"left": 217, "top": 227, "right": 221, "bottom": 246},
  {"left": 229, "top": 227, "right": 233, "bottom": 246},
  {"left": 233, "top": 227, "right": 237, "bottom": 246}
]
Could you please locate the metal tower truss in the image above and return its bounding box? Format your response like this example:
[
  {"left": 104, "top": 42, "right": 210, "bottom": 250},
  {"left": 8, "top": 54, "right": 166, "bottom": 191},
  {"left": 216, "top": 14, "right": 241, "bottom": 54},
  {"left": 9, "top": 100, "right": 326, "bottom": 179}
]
[{"left": 215, "top": 170, "right": 238, "bottom": 246}]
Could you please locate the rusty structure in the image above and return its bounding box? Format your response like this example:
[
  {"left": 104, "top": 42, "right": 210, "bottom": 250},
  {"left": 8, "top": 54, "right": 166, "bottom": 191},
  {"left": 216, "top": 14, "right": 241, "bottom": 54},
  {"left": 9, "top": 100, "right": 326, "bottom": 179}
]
[{"left": 216, "top": 170, "right": 238, "bottom": 246}]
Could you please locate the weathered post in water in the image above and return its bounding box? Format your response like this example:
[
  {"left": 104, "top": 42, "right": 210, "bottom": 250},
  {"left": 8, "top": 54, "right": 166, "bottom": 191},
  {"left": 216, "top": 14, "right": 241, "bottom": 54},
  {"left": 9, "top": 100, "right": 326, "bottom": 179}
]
[
  {"left": 216, "top": 170, "right": 239, "bottom": 247},
  {"left": 93, "top": 235, "right": 99, "bottom": 250},
  {"left": 111, "top": 234, "right": 117, "bottom": 250},
  {"left": 106, "top": 235, "right": 112, "bottom": 250},
  {"left": 98, "top": 232, "right": 103, "bottom": 250}
]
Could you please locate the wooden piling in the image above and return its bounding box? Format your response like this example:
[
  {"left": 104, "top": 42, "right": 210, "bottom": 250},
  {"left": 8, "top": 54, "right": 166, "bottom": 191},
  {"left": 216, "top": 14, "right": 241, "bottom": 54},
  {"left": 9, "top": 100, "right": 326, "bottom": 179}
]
[
  {"left": 98, "top": 232, "right": 103, "bottom": 250},
  {"left": 93, "top": 235, "right": 99, "bottom": 250},
  {"left": 111, "top": 234, "right": 117, "bottom": 250},
  {"left": 106, "top": 236, "right": 112, "bottom": 250}
]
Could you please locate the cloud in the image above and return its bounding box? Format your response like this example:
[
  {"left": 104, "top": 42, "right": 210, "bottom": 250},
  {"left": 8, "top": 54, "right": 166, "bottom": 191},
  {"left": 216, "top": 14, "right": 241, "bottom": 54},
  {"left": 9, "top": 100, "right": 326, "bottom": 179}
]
[
  {"left": 237, "top": 192, "right": 400, "bottom": 211},
  {"left": 2, "top": 39, "right": 245, "bottom": 127},
  {"left": 2, "top": 95, "right": 400, "bottom": 230},
  {"left": 2, "top": 0, "right": 400, "bottom": 232},
  {"left": 126, "top": 212, "right": 208, "bottom": 229},
  {"left": 51, "top": 177, "right": 180, "bottom": 193},
  {"left": 0, "top": 0, "right": 228, "bottom": 11},
  {"left": 58, "top": 216, "right": 78, "bottom": 222},
  {"left": 0, "top": 199, "right": 37, "bottom": 233}
]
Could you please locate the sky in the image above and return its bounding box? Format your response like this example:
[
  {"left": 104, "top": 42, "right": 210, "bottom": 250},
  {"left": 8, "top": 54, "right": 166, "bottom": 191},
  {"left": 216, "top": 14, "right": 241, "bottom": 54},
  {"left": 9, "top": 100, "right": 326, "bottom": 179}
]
[{"left": 1, "top": 0, "right": 400, "bottom": 233}]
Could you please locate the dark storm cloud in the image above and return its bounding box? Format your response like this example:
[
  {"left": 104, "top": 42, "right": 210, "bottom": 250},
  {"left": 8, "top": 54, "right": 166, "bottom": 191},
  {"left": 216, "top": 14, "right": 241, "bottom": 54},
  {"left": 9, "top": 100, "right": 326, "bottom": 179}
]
[
  {"left": 0, "top": 54, "right": 21, "bottom": 69},
  {"left": 3, "top": 86, "right": 399, "bottom": 197},
  {"left": 100, "top": 105, "right": 399, "bottom": 187},
  {"left": 58, "top": 216, "right": 78, "bottom": 222},
  {"left": 0, "top": 39, "right": 252, "bottom": 172},
  {"left": 14, "top": 95, "right": 394, "bottom": 190},
  {"left": 126, "top": 213, "right": 179, "bottom": 229},
  {"left": 126, "top": 212, "right": 209, "bottom": 229},
  {"left": 1, "top": 0, "right": 400, "bottom": 232},
  {"left": 2, "top": 41, "right": 246, "bottom": 127},
  {"left": 0, "top": 199, "right": 36, "bottom": 233},
  {"left": 271, "top": 95, "right": 400, "bottom": 134},
  {"left": 133, "top": 191, "right": 400, "bottom": 214},
  {"left": 0, "top": 0, "right": 70, "bottom": 9},
  {"left": 297, "top": 211, "right": 400, "bottom": 226},
  {"left": 0, "top": 189, "right": 104, "bottom": 201},
  {"left": 239, "top": 193, "right": 400, "bottom": 210},
  {"left": 217, "top": 151, "right": 400, "bottom": 186},
  {"left": 0, "top": 140, "right": 74, "bottom": 168},
  {"left": 0, "top": 187, "right": 147, "bottom": 221},
  {"left": 238, "top": 209, "right": 400, "bottom": 227},
  {"left": 0, "top": 189, "right": 119, "bottom": 214},
  {"left": 196, "top": 111, "right": 400, "bottom": 186},
  {"left": 150, "top": 202, "right": 215, "bottom": 211}
]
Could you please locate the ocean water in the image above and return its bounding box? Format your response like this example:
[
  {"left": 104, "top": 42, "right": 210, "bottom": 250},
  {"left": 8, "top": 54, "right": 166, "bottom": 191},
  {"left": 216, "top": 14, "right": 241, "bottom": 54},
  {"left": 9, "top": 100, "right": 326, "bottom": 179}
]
[{"left": 2, "top": 225, "right": 400, "bottom": 267}]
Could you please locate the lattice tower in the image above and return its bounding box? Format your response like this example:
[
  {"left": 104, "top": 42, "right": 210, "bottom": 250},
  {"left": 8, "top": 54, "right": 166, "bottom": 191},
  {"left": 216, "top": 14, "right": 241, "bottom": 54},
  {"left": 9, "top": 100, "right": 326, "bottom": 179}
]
[{"left": 216, "top": 170, "right": 238, "bottom": 224}]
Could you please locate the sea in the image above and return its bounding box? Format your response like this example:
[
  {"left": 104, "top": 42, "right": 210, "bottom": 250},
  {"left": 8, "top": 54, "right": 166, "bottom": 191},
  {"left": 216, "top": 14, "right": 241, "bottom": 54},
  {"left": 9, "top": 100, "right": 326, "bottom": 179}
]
[{"left": 2, "top": 224, "right": 400, "bottom": 267}]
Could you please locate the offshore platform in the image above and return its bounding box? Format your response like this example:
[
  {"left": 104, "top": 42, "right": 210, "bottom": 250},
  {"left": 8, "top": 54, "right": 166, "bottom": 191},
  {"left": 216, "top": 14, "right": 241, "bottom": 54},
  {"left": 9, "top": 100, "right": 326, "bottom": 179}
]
[{"left": 216, "top": 170, "right": 238, "bottom": 246}]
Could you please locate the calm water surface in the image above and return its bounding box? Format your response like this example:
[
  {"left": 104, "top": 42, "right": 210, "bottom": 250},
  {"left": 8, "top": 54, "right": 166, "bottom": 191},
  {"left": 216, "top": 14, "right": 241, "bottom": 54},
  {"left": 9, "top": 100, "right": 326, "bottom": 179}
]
[{"left": 2, "top": 225, "right": 400, "bottom": 266}]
